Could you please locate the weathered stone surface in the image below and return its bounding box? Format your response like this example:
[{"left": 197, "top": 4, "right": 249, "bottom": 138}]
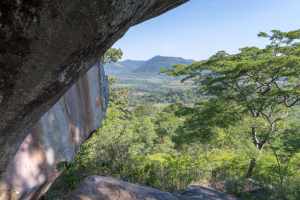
[
  {"left": 69, "top": 176, "right": 179, "bottom": 200},
  {"left": 178, "top": 185, "right": 238, "bottom": 200},
  {"left": 69, "top": 177, "right": 239, "bottom": 200},
  {"left": 0, "top": 63, "right": 108, "bottom": 199},
  {"left": 0, "top": 0, "right": 188, "bottom": 178}
]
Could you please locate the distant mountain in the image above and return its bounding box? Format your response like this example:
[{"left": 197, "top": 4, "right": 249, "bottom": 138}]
[
  {"left": 105, "top": 56, "right": 194, "bottom": 75},
  {"left": 134, "top": 56, "right": 194, "bottom": 74},
  {"left": 105, "top": 59, "right": 145, "bottom": 75}
]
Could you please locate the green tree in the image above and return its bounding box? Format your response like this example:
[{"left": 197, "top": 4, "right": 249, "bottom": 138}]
[
  {"left": 103, "top": 48, "right": 123, "bottom": 64},
  {"left": 166, "top": 29, "right": 300, "bottom": 178},
  {"left": 271, "top": 124, "right": 300, "bottom": 192}
]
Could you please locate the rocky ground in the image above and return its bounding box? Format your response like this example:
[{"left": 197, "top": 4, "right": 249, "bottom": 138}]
[
  {"left": 69, "top": 176, "right": 238, "bottom": 200},
  {"left": 177, "top": 185, "right": 238, "bottom": 200}
]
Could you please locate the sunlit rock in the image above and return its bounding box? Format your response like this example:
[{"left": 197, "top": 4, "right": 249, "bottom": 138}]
[{"left": 69, "top": 176, "right": 179, "bottom": 200}]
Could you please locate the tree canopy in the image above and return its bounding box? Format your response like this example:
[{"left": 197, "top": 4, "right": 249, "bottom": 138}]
[
  {"left": 166, "top": 29, "right": 300, "bottom": 177},
  {"left": 103, "top": 48, "right": 123, "bottom": 64}
]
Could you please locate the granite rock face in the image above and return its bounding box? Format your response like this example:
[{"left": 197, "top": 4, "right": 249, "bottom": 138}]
[
  {"left": 69, "top": 176, "right": 179, "bottom": 200},
  {"left": 0, "top": 0, "right": 188, "bottom": 176},
  {"left": 0, "top": 63, "right": 108, "bottom": 199},
  {"left": 0, "top": 0, "right": 188, "bottom": 199}
]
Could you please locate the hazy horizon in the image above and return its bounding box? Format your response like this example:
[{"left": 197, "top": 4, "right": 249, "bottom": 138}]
[{"left": 114, "top": 55, "right": 195, "bottom": 62}]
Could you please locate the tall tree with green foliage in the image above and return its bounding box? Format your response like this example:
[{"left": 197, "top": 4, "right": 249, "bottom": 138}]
[{"left": 166, "top": 29, "right": 300, "bottom": 178}]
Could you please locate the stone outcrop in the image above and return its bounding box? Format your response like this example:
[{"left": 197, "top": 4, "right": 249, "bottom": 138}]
[
  {"left": 0, "top": 63, "right": 108, "bottom": 199},
  {"left": 69, "top": 176, "right": 179, "bottom": 200},
  {"left": 178, "top": 185, "right": 238, "bottom": 200},
  {"left": 69, "top": 177, "right": 239, "bottom": 200},
  {"left": 0, "top": 0, "right": 188, "bottom": 199}
]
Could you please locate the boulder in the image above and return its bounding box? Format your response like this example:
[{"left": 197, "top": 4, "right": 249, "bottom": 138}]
[{"left": 69, "top": 176, "right": 179, "bottom": 200}]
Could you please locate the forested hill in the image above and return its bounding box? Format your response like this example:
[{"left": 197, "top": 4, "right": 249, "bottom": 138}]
[
  {"left": 105, "top": 55, "right": 194, "bottom": 75},
  {"left": 134, "top": 55, "right": 194, "bottom": 74}
]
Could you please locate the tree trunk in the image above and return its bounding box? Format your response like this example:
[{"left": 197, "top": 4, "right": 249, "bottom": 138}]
[{"left": 246, "top": 158, "right": 256, "bottom": 178}]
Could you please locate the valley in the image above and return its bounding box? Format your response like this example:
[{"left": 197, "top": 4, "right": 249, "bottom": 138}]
[{"left": 105, "top": 55, "right": 196, "bottom": 105}]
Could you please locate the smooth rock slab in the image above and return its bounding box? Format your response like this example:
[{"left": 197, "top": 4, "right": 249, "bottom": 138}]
[{"left": 69, "top": 176, "right": 179, "bottom": 200}]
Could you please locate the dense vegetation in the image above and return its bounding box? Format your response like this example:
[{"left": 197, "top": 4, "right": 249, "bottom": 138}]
[{"left": 45, "top": 29, "right": 300, "bottom": 200}]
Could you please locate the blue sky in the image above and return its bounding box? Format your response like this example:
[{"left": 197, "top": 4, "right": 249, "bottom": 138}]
[{"left": 113, "top": 0, "right": 300, "bottom": 61}]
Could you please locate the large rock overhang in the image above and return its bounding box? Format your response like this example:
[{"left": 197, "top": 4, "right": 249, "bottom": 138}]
[{"left": 0, "top": 0, "right": 188, "bottom": 199}]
